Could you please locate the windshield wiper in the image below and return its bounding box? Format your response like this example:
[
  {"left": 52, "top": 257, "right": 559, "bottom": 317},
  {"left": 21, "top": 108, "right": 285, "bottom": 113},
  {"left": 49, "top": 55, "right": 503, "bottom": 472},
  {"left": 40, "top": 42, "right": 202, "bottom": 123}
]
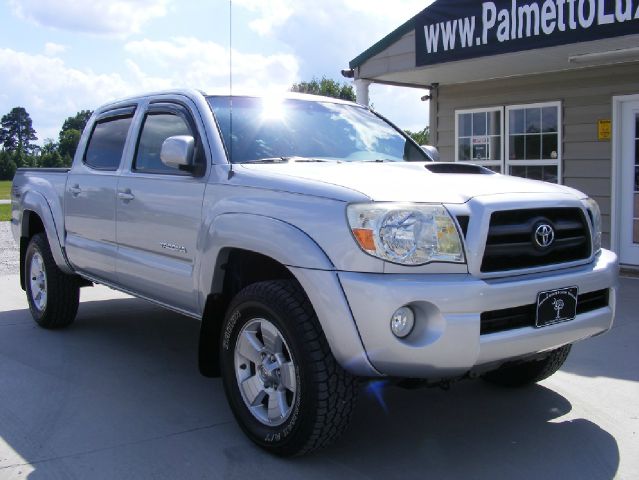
[
  {"left": 240, "top": 156, "right": 334, "bottom": 164},
  {"left": 291, "top": 157, "right": 334, "bottom": 163},
  {"left": 240, "top": 157, "right": 290, "bottom": 164}
]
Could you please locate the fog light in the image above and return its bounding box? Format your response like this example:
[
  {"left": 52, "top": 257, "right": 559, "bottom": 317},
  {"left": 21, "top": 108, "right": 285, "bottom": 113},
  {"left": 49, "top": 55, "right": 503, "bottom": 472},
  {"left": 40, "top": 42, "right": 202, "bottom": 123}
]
[{"left": 390, "top": 306, "right": 415, "bottom": 338}]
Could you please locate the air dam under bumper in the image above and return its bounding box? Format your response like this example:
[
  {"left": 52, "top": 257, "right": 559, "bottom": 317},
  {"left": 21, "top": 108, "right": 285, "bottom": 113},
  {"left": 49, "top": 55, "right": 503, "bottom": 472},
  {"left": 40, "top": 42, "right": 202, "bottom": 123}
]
[{"left": 338, "top": 249, "right": 618, "bottom": 378}]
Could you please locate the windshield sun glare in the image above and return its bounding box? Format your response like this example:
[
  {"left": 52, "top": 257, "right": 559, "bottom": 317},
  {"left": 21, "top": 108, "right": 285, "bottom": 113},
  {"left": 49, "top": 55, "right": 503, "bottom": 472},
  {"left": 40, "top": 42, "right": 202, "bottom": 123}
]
[{"left": 208, "top": 96, "right": 428, "bottom": 164}]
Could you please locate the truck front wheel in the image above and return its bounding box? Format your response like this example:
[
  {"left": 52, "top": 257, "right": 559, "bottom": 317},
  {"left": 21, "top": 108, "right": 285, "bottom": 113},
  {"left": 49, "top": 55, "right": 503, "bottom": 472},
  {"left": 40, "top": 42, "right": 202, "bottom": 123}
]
[
  {"left": 220, "top": 280, "right": 358, "bottom": 456},
  {"left": 25, "top": 233, "right": 80, "bottom": 329},
  {"left": 482, "top": 345, "right": 572, "bottom": 387}
]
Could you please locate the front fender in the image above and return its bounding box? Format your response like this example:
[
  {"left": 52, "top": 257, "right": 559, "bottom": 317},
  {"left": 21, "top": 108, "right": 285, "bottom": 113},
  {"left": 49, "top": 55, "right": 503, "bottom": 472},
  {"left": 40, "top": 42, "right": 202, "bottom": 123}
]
[
  {"left": 20, "top": 190, "right": 73, "bottom": 274},
  {"left": 197, "top": 213, "right": 334, "bottom": 303},
  {"left": 196, "top": 213, "right": 378, "bottom": 376}
]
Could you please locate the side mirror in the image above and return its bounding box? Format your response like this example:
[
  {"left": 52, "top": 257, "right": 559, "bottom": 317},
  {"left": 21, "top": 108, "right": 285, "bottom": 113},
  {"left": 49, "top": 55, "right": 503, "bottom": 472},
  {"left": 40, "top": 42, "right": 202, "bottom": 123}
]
[
  {"left": 421, "top": 145, "right": 440, "bottom": 162},
  {"left": 161, "top": 135, "right": 195, "bottom": 171}
]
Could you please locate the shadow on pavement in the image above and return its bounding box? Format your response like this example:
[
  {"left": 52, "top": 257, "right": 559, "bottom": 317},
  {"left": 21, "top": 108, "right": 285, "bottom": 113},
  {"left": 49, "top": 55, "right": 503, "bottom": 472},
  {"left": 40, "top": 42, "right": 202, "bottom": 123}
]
[
  {"left": 0, "top": 296, "right": 621, "bottom": 479},
  {"left": 560, "top": 277, "right": 638, "bottom": 382}
]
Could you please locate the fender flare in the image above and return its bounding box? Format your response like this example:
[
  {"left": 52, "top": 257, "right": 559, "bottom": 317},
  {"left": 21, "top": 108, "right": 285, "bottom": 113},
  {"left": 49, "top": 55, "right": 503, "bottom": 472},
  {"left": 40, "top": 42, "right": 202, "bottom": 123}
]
[
  {"left": 196, "top": 213, "right": 377, "bottom": 377},
  {"left": 197, "top": 213, "right": 334, "bottom": 304},
  {"left": 20, "top": 190, "right": 73, "bottom": 274}
]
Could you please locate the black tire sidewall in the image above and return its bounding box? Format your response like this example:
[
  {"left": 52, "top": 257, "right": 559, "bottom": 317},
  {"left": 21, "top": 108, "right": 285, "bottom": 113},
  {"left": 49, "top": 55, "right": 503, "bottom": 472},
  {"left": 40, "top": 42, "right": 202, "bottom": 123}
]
[
  {"left": 483, "top": 345, "right": 572, "bottom": 387},
  {"left": 25, "top": 237, "right": 47, "bottom": 322},
  {"left": 220, "top": 297, "right": 315, "bottom": 454}
]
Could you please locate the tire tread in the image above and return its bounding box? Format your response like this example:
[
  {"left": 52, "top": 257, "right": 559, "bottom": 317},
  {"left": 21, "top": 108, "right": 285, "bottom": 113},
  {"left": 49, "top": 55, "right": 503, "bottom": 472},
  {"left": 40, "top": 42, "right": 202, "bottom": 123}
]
[
  {"left": 226, "top": 280, "right": 358, "bottom": 456},
  {"left": 26, "top": 233, "right": 79, "bottom": 329}
]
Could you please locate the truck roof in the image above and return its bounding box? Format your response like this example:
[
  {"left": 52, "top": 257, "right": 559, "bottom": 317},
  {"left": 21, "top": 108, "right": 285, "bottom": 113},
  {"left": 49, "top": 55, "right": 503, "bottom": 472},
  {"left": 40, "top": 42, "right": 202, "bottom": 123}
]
[{"left": 97, "top": 88, "right": 360, "bottom": 111}]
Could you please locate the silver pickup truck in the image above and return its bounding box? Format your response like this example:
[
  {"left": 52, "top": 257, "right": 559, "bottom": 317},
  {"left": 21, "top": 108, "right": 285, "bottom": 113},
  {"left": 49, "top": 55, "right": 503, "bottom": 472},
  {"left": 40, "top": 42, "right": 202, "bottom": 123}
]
[{"left": 11, "top": 89, "right": 618, "bottom": 455}]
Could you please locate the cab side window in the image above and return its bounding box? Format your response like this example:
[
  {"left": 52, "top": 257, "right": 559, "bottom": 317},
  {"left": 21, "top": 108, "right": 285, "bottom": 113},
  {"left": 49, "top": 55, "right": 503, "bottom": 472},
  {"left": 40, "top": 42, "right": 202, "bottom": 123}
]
[
  {"left": 84, "top": 115, "right": 133, "bottom": 171},
  {"left": 134, "top": 113, "right": 193, "bottom": 174}
]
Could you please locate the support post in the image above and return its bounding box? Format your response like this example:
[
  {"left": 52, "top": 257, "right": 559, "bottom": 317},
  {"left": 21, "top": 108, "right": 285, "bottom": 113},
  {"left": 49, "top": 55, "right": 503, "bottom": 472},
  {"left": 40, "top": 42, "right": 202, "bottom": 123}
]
[{"left": 354, "top": 79, "right": 371, "bottom": 106}]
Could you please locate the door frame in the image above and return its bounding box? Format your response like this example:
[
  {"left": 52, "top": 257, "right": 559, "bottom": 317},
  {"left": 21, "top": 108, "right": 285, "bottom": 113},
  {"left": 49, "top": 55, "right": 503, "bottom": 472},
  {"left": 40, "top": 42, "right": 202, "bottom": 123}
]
[{"left": 611, "top": 94, "right": 639, "bottom": 264}]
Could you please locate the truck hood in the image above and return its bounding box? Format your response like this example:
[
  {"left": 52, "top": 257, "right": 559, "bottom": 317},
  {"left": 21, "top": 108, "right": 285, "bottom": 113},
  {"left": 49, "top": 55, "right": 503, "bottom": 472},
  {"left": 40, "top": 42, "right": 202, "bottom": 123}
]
[{"left": 239, "top": 162, "right": 584, "bottom": 203}]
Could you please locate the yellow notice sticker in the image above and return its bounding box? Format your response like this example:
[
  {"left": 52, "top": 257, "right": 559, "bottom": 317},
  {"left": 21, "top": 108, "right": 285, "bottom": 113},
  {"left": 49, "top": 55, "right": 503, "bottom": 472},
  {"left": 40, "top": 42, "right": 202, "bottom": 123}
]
[{"left": 598, "top": 120, "right": 612, "bottom": 141}]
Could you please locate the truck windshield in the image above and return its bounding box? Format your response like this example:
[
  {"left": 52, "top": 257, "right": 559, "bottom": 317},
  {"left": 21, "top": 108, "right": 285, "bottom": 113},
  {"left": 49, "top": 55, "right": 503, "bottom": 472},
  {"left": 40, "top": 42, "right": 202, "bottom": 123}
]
[{"left": 207, "top": 96, "right": 429, "bottom": 164}]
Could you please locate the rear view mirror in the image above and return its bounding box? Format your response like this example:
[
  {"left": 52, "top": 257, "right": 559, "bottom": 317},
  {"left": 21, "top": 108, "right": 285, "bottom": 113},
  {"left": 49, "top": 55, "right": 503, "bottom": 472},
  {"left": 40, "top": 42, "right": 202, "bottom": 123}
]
[
  {"left": 161, "top": 135, "right": 195, "bottom": 171},
  {"left": 421, "top": 145, "right": 440, "bottom": 162}
]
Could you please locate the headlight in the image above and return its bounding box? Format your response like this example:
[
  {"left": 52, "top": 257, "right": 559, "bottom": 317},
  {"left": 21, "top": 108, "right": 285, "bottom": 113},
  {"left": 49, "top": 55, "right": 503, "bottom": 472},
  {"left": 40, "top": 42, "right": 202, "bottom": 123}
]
[
  {"left": 347, "top": 203, "right": 465, "bottom": 265},
  {"left": 583, "top": 198, "right": 602, "bottom": 253}
]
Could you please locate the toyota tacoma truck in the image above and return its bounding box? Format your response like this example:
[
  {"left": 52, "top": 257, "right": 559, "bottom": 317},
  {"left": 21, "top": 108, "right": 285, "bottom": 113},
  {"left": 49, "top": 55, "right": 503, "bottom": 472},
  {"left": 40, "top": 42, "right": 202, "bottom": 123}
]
[{"left": 11, "top": 90, "right": 618, "bottom": 456}]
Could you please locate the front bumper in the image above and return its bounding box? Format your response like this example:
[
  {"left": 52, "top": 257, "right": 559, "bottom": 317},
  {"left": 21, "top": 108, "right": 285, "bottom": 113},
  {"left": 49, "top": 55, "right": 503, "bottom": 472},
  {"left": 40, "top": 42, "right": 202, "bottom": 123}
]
[{"left": 338, "top": 249, "right": 618, "bottom": 378}]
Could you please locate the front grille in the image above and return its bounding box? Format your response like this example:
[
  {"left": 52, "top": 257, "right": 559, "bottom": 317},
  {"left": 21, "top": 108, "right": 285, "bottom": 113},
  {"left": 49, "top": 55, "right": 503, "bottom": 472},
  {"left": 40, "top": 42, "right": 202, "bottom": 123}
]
[
  {"left": 481, "top": 208, "right": 591, "bottom": 273},
  {"left": 480, "top": 289, "right": 609, "bottom": 335}
]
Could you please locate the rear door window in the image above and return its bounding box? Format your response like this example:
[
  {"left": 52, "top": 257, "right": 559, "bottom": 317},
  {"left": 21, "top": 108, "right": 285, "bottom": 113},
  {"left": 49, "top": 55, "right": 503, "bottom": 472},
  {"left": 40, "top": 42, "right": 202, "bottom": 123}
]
[{"left": 84, "top": 115, "right": 133, "bottom": 171}]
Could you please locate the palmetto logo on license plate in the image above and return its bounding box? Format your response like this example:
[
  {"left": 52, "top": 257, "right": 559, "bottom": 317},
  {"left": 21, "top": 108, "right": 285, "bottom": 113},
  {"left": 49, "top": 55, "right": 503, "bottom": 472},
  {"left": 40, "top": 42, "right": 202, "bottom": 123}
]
[{"left": 536, "top": 287, "right": 579, "bottom": 328}]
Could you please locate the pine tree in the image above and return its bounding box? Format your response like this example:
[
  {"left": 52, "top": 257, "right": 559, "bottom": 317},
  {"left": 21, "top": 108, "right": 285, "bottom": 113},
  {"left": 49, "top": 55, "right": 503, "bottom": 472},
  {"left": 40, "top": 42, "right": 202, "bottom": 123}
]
[{"left": 0, "top": 107, "right": 38, "bottom": 155}]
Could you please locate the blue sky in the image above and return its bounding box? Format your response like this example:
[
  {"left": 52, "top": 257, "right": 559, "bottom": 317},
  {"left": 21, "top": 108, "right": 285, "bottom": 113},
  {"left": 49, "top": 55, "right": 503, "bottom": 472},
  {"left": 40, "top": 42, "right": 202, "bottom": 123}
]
[{"left": 0, "top": 0, "right": 434, "bottom": 144}]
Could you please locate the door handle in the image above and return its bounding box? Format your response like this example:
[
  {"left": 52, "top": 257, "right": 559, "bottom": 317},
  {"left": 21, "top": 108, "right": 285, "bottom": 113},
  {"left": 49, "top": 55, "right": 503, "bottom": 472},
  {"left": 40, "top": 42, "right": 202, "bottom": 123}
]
[
  {"left": 69, "top": 185, "right": 82, "bottom": 196},
  {"left": 118, "top": 190, "right": 135, "bottom": 202}
]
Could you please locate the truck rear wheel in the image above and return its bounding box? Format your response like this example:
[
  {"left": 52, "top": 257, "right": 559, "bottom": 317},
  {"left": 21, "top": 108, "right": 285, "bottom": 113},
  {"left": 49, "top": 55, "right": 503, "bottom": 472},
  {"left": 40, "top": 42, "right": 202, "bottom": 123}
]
[
  {"left": 482, "top": 345, "right": 572, "bottom": 387},
  {"left": 220, "top": 280, "right": 358, "bottom": 456},
  {"left": 25, "top": 233, "right": 80, "bottom": 329}
]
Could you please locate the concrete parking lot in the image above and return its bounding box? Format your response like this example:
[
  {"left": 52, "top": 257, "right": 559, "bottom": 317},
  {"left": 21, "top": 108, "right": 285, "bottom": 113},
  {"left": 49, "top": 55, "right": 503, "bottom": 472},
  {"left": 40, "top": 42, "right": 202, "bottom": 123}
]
[{"left": 0, "top": 252, "right": 637, "bottom": 478}]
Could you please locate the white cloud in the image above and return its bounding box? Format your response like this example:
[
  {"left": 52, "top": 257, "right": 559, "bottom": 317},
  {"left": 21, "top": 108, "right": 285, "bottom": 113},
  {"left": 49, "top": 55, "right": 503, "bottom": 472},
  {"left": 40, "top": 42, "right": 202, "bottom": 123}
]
[
  {"left": 0, "top": 40, "right": 299, "bottom": 143},
  {"left": 43, "top": 42, "right": 67, "bottom": 57},
  {"left": 233, "top": 0, "right": 294, "bottom": 35},
  {"left": 0, "top": 48, "right": 133, "bottom": 141},
  {"left": 235, "top": 0, "right": 430, "bottom": 36},
  {"left": 8, "top": 0, "right": 170, "bottom": 35},
  {"left": 342, "top": 0, "right": 429, "bottom": 25},
  {"left": 124, "top": 37, "right": 300, "bottom": 93},
  {"left": 232, "top": 0, "right": 435, "bottom": 130}
]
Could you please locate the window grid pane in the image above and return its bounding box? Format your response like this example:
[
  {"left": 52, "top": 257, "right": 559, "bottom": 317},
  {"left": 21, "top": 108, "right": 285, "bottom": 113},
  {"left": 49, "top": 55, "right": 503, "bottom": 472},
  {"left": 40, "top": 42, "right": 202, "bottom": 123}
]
[
  {"left": 457, "top": 110, "right": 502, "bottom": 162},
  {"left": 507, "top": 104, "right": 560, "bottom": 184}
]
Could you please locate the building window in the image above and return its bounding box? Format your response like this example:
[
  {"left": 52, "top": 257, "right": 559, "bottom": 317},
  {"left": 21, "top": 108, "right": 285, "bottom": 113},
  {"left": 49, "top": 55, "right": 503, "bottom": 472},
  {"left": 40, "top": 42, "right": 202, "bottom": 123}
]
[
  {"left": 506, "top": 102, "right": 561, "bottom": 183},
  {"left": 456, "top": 108, "right": 503, "bottom": 172}
]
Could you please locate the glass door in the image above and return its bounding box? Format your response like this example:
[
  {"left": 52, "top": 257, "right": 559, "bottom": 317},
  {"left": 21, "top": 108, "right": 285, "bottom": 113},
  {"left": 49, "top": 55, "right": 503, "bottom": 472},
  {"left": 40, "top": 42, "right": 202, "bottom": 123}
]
[{"left": 619, "top": 100, "right": 639, "bottom": 265}]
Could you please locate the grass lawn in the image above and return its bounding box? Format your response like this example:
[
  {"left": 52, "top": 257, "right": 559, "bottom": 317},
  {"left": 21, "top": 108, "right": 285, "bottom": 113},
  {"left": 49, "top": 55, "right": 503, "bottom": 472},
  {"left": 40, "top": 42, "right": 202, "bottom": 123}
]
[
  {"left": 0, "top": 180, "right": 11, "bottom": 200},
  {"left": 0, "top": 204, "right": 10, "bottom": 222}
]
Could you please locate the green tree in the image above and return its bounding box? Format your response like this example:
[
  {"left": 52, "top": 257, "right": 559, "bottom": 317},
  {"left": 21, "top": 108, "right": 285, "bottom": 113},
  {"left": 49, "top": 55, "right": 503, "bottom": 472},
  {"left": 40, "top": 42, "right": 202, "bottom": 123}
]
[
  {"left": 58, "top": 129, "right": 82, "bottom": 165},
  {"left": 0, "top": 150, "right": 17, "bottom": 180},
  {"left": 58, "top": 110, "right": 92, "bottom": 160},
  {"left": 291, "top": 77, "right": 356, "bottom": 101},
  {"left": 11, "top": 149, "right": 33, "bottom": 169},
  {"left": 0, "top": 107, "right": 38, "bottom": 155},
  {"left": 404, "top": 126, "right": 430, "bottom": 146},
  {"left": 39, "top": 140, "right": 64, "bottom": 168}
]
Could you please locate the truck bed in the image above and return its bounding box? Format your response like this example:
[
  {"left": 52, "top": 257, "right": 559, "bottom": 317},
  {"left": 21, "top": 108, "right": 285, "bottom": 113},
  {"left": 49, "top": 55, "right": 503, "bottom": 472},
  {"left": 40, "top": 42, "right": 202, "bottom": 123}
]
[{"left": 11, "top": 168, "right": 70, "bottom": 252}]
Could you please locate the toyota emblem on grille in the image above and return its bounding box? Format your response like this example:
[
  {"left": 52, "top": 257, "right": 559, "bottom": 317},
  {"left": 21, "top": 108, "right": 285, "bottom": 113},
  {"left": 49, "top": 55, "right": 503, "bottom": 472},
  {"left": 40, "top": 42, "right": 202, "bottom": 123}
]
[{"left": 534, "top": 224, "right": 555, "bottom": 248}]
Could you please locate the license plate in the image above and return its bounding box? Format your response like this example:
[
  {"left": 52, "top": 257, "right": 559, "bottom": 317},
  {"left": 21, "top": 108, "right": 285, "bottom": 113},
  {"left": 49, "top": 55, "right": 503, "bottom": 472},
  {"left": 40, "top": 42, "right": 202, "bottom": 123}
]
[{"left": 535, "top": 287, "right": 579, "bottom": 328}]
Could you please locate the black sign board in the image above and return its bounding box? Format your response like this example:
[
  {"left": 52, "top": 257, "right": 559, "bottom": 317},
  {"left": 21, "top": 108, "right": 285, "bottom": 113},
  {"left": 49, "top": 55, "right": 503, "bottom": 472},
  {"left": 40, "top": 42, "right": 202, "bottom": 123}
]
[{"left": 415, "top": 0, "right": 639, "bottom": 67}]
